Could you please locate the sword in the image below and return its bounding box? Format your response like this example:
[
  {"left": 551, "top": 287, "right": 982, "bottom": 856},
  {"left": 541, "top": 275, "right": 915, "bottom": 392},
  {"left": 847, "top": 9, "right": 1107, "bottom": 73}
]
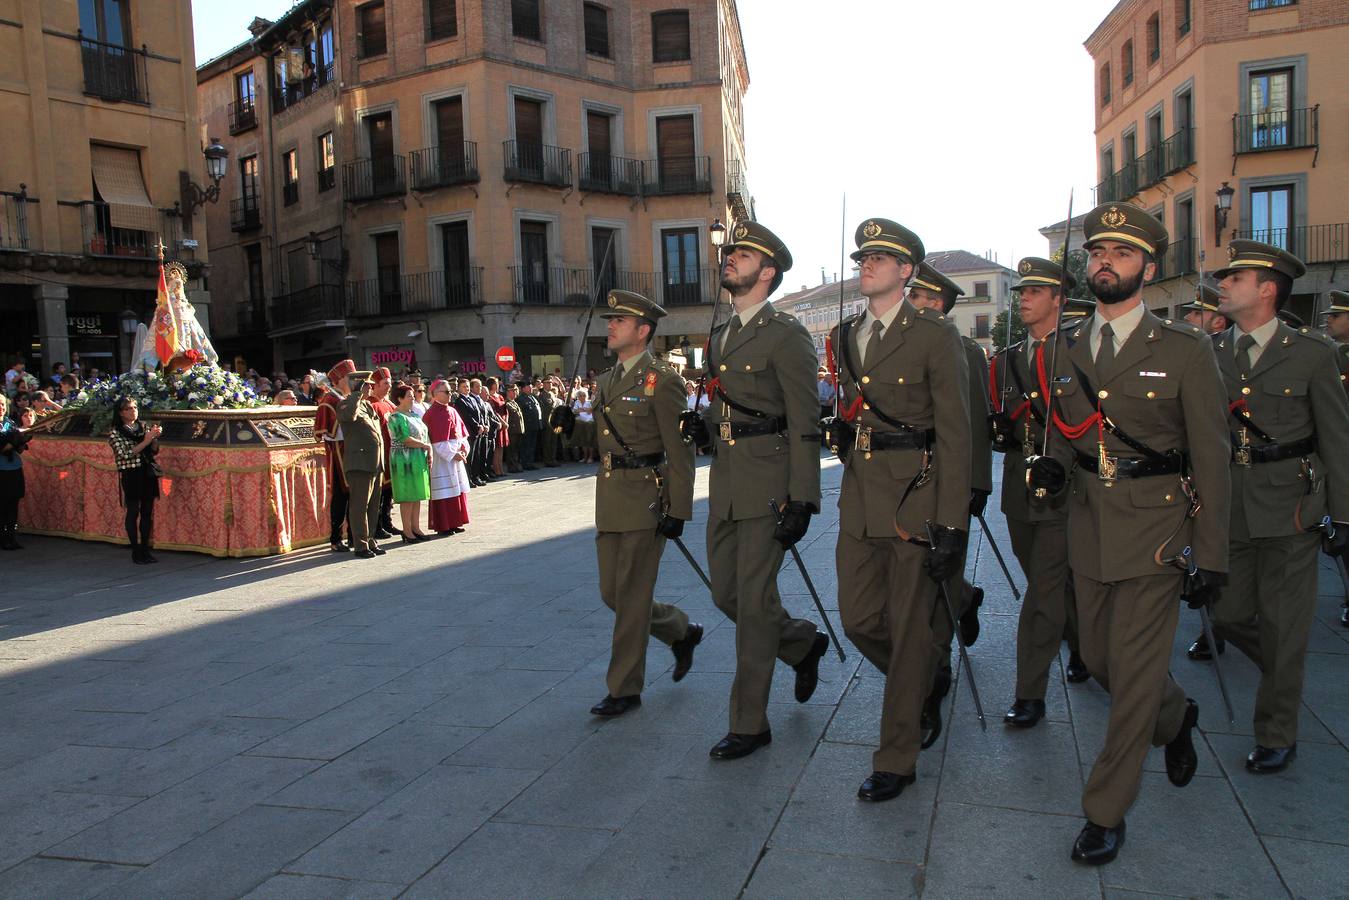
[
  {"left": 975, "top": 513, "right": 1023, "bottom": 602},
  {"left": 1176, "top": 546, "right": 1236, "bottom": 725},
  {"left": 770, "top": 499, "right": 846, "bottom": 661},
  {"left": 1336, "top": 555, "right": 1349, "bottom": 605},
  {"left": 671, "top": 535, "right": 712, "bottom": 592},
  {"left": 925, "top": 521, "right": 986, "bottom": 732}
]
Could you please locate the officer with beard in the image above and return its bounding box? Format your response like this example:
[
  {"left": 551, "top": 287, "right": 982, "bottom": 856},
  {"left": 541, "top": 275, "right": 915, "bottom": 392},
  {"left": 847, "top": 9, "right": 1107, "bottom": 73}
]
[{"left": 1027, "top": 203, "right": 1229, "bottom": 865}]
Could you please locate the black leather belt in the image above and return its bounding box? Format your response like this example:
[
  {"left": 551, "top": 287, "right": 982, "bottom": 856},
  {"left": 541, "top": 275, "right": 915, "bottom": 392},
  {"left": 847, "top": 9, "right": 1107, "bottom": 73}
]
[
  {"left": 856, "top": 427, "right": 934, "bottom": 452},
  {"left": 1233, "top": 435, "right": 1315, "bottom": 466},
  {"left": 717, "top": 419, "right": 784, "bottom": 441},
  {"left": 602, "top": 451, "right": 665, "bottom": 470},
  {"left": 1076, "top": 451, "right": 1184, "bottom": 479}
]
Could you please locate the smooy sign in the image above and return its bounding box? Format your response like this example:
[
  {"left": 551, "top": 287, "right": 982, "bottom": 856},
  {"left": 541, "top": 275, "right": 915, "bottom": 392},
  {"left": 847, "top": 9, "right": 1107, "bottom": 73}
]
[{"left": 370, "top": 348, "right": 416, "bottom": 369}]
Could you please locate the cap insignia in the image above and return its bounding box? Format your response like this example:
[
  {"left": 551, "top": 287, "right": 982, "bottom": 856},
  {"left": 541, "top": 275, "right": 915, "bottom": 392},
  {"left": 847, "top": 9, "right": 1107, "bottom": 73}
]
[
  {"left": 862, "top": 221, "right": 883, "bottom": 239},
  {"left": 1019, "top": 260, "right": 1032, "bottom": 274},
  {"left": 607, "top": 296, "right": 617, "bottom": 308},
  {"left": 1101, "top": 207, "right": 1128, "bottom": 229},
  {"left": 1228, "top": 245, "right": 1238, "bottom": 260},
  {"left": 733, "top": 224, "right": 749, "bottom": 240}
]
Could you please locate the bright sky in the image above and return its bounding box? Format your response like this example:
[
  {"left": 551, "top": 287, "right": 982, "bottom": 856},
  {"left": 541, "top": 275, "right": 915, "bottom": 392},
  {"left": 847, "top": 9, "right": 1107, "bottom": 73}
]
[{"left": 194, "top": 0, "right": 1118, "bottom": 284}]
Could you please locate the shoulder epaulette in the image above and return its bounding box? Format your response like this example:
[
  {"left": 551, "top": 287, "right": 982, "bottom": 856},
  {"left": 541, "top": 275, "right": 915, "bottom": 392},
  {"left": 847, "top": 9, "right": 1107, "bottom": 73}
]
[
  {"left": 912, "top": 307, "right": 947, "bottom": 325},
  {"left": 1159, "top": 318, "right": 1207, "bottom": 340}
]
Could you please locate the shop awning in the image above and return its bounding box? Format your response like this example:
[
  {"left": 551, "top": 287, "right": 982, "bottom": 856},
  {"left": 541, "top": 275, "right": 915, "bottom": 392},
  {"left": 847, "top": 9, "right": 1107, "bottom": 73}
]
[{"left": 91, "top": 145, "right": 158, "bottom": 233}]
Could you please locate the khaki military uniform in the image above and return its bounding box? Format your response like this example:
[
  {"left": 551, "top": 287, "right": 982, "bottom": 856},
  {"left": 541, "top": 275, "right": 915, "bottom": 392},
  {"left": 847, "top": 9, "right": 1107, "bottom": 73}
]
[
  {"left": 593, "top": 350, "right": 695, "bottom": 698},
  {"left": 1044, "top": 309, "right": 1230, "bottom": 827},
  {"left": 992, "top": 334, "right": 1078, "bottom": 700},
  {"left": 831, "top": 299, "right": 971, "bottom": 776},
  {"left": 339, "top": 384, "right": 386, "bottom": 553},
  {"left": 702, "top": 304, "right": 821, "bottom": 735},
  {"left": 1210, "top": 322, "right": 1349, "bottom": 747}
]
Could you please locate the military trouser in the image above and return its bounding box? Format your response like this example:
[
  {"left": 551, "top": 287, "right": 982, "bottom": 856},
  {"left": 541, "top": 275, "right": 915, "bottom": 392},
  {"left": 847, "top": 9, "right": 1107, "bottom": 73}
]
[
  {"left": 327, "top": 457, "right": 348, "bottom": 543},
  {"left": 838, "top": 532, "right": 937, "bottom": 776},
  {"left": 596, "top": 529, "right": 691, "bottom": 698},
  {"left": 1008, "top": 515, "right": 1076, "bottom": 700},
  {"left": 539, "top": 427, "right": 558, "bottom": 464},
  {"left": 1075, "top": 571, "right": 1189, "bottom": 828},
  {"left": 346, "top": 470, "right": 381, "bottom": 552},
  {"left": 927, "top": 576, "right": 977, "bottom": 686},
  {"left": 1211, "top": 531, "right": 1320, "bottom": 748},
  {"left": 707, "top": 512, "right": 818, "bottom": 734}
]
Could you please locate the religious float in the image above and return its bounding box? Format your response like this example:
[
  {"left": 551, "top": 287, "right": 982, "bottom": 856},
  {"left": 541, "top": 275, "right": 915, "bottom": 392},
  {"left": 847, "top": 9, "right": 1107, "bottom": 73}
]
[{"left": 20, "top": 250, "right": 330, "bottom": 557}]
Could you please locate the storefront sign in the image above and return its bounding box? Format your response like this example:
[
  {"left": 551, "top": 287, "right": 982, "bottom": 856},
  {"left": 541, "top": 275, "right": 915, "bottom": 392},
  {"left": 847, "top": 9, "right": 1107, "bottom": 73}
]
[
  {"left": 458, "top": 358, "right": 488, "bottom": 374},
  {"left": 370, "top": 347, "right": 416, "bottom": 369},
  {"left": 67, "top": 314, "right": 113, "bottom": 337}
]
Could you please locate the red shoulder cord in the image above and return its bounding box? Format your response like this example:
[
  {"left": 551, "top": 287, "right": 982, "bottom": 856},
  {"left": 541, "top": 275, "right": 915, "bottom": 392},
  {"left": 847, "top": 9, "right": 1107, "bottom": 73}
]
[
  {"left": 1035, "top": 340, "right": 1103, "bottom": 442},
  {"left": 825, "top": 332, "right": 864, "bottom": 423},
  {"left": 1228, "top": 396, "right": 1248, "bottom": 416},
  {"left": 990, "top": 351, "right": 1031, "bottom": 421}
]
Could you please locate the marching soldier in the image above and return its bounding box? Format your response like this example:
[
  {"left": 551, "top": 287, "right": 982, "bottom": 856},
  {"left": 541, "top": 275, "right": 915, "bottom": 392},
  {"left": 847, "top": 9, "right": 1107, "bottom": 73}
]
[
  {"left": 989, "top": 257, "right": 1085, "bottom": 730},
  {"left": 1061, "top": 296, "right": 1095, "bottom": 323},
  {"left": 684, "top": 221, "right": 828, "bottom": 761},
  {"left": 827, "top": 219, "right": 971, "bottom": 801},
  {"left": 1321, "top": 289, "right": 1349, "bottom": 628},
  {"left": 588, "top": 291, "right": 703, "bottom": 717},
  {"left": 1026, "top": 204, "right": 1229, "bottom": 864},
  {"left": 1201, "top": 243, "right": 1349, "bottom": 772},
  {"left": 906, "top": 262, "right": 989, "bottom": 746},
  {"left": 315, "top": 358, "right": 355, "bottom": 552},
  {"left": 1179, "top": 284, "right": 1228, "bottom": 336}
]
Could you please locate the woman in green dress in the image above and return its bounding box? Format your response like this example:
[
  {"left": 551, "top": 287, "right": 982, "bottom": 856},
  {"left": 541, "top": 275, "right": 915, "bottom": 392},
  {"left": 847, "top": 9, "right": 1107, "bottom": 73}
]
[{"left": 388, "top": 385, "right": 431, "bottom": 542}]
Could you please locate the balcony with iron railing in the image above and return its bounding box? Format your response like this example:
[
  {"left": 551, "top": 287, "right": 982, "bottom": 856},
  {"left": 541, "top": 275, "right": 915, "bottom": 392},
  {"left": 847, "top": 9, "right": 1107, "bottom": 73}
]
[
  {"left": 271, "top": 62, "right": 334, "bottom": 115},
  {"left": 1232, "top": 223, "right": 1349, "bottom": 266},
  {"left": 644, "top": 156, "right": 712, "bottom": 196},
  {"left": 726, "top": 160, "right": 751, "bottom": 221},
  {"left": 229, "top": 196, "right": 262, "bottom": 232},
  {"left": 1095, "top": 129, "right": 1193, "bottom": 202},
  {"left": 79, "top": 34, "right": 148, "bottom": 104},
  {"left": 347, "top": 267, "right": 484, "bottom": 317},
  {"left": 509, "top": 265, "right": 717, "bottom": 307},
  {"left": 1152, "top": 236, "right": 1196, "bottom": 282},
  {"left": 228, "top": 98, "right": 257, "bottom": 134},
  {"left": 1233, "top": 106, "right": 1318, "bottom": 156},
  {"left": 503, "top": 141, "right": 571, "bottom": 187},
  {"left": 409, "top": 142, "right": 480, "bottom": 191},
  {"left": 236, "top": 301, "right": 268, "bottom": 334},
  {"left": 577, "top": 153, "right": 643, "bottom": 195},
  {"left": 68, "top": 200, "right": 177, "bottom": 258},
  {"left": 343, "top": 156, "right": 406, "bottom": 202},
  {"left": 269, "top": 284, "right": 346, "bottom": 331},
  {"left": 0, "top": 188, "right": 36, "bottom": 251}
]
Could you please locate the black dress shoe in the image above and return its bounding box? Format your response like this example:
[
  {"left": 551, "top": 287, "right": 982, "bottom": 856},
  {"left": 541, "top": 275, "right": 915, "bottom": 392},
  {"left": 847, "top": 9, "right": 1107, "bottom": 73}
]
[
  {"left": 1065, "top": 651, "right": 1090, "bottom": 683},
  {"left": 375, "top": 527, "right": 393, "bottom": 539},
  {"left": 330, "top": 541, "right": 349, "bottom": 553},
  {"left": 372, "top": 544, "right": 387, "bottom": 556},
  {"left": 959, "top": 586, "right": 984, "bottom": 647},
  {"left": 1071, "top": 819, "right": 1125, "bottom": 865},
  {"left": 1340, "top": 604, "right": 1348, "bottom": 628},
  {"left": 1165, "top": 699, "right": 1199, "bottom": 787},
  {"left": 857, "top": 770, "right": 915, "bottom": 802},
  {"left": 793, "top": 632, "right": 829, "bottom": 703},
  {"left": 670, "top": 623, "right": 703, "bottom": 682},
  {"left": 920, "top": 668, "right": 950, "bottom": 750},
  {"left": 1246, "top": 743, "right": 1296, "bottom": 773},
  {"left": 1187, "top": 631, "right": 1225, "bottom": 661},
  {"left": 590, "top": 694, "right": 641, "bottom": 717},
  {"left": 142, "top": 551, "right": 159, "bottom": 563},
  {"left": 354, "top": 549, "right": 376, "bottom": 559},
  {"left": 709, "top": 730, "right": 771, "bottom": 760},
  {"left": 1004, "top": 698, "right": 1046, "bottom": 728},
  {"left": 133, "top": 550, "right": 152, "bottom": 565}
]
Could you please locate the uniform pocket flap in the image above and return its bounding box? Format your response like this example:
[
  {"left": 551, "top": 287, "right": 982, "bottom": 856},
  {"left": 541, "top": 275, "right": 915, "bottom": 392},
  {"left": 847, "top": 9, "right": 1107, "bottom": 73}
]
[
  {"left": 732, "top": 356, "right": 771, "bottom": 374},
  {"left": 1263, "top": 379, "right": 1307, "bottom": 398},
  {"left": 1122, "top": 380, "right": 1180, "bottom": 400},
  {"left": 1128, "top": 478, "right": 1182, "bottom": 508},
  {"left": 748, "top": 435, "right": 787, "bottom": 456}
]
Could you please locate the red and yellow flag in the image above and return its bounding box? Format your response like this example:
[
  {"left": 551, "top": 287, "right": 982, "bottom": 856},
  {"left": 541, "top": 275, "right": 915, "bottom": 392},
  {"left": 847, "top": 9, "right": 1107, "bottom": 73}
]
[{"left": 152, "top": 259, "right": 180, "bottom": 365}]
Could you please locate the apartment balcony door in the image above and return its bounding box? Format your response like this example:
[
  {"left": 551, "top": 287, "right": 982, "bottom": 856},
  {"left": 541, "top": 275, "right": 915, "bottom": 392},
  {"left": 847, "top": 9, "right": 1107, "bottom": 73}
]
[
  {"left": 592, "top": 226, "right": 617, "bottom": 297},
  {"left": 656, "top": 115, "right": 695, "bottom": 192},
  {"left": 434, "top": 96, "right": 465, "bottom": 180},
  {"left": 375, "top": 232, "right": 402, "bottom": 315},
  {"left": 366, "top": 113, "right": 397, "bottom": 196},
  {"left": 587, "top": 111, "right": 613, "bottom": 188},
  {"left": 1249, "top": 185, "right": 1293, "bottom": 251},
  {"left": 440, "top": 221, "right": 472, "bottom": 307},
  {"left": 520, "top": 221, "right": 549, "bottom": 304},
  {"left": 661, "top": 227, "right": 700, "bottom": 306},
  {"left": 1248, "top": 69, "right": 1292, "bottom": 148},
  {"left": 514, "top": 98, "right": 544, "bottom": 178}
]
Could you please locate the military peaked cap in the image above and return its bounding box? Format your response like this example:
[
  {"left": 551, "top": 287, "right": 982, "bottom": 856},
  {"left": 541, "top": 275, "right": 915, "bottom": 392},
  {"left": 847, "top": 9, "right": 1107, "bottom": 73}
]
[
  {"left": 1082, "top": 203, "right": 1169, "bottom": 258},
  {"left": 1013, "top": 257, "right": 1077, "bottom": 292},
  {"left": 910, "top": 262, "right": 964, "bottom": 312},
  {"left": 1178, "top": 283, "right": 1221, "bottom": 314},
  {"left": 850, "top": 218, "right": 924, "bottom": 266},
  {"left": 1213, "top": 239, "right": 1306, "bottom": 281},
  {"left": 723, "top": 221, "right": 792, "bottom": 273},
  {"left": 600, "top": 289, "right": 667, "bottom": 321}
]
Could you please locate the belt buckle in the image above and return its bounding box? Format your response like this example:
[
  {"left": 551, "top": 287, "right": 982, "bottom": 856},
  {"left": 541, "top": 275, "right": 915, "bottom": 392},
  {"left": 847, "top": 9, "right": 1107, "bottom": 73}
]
[
  {"left": 1097, "top": 442, "right": 1118, "bottom": 482},
  {"left": 718, "top": 421, "right": 733, "bottom": 442},
  {"left": 1021, "top": 423, "right": 1035, "bottom": 458},
  {"left": 602, "top": 452, "right": 613, "bottom": 471},
  {"left": 1234, "top": 447, "right": 1252, "bottom": 467},
  {"left": 856, "top": 426, "right": 872, "bottom": 453}
]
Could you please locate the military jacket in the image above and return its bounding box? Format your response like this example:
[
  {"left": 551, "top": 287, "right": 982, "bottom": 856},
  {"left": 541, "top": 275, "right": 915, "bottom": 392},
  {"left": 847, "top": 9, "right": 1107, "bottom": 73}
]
[
  {"left": 962, "top": 335, "right": 993, "bottom": 496},
  {"left": 702, "top": 304, "right": 821, "bottom": 521},
  {"left": 594, "top": 350, "right": 695, "bottom": 532},
  {"left": 1336, "top": 342, "right": 1349, "bottom": 400},
  {"left": 1215, "top": 322, "right": 1349, "bottom": 538},
  {"left": 338, "top": 391, "right": 386, "bottom": 475},
  {"left": 1043, "top": 309, "right": 1230, "bottom": 582},
  {"left": 990, "top": 335, "right": 1068, "bottom": 525},
  {"left": 828, "top": 300, "right": 971, "bottom": 539}
]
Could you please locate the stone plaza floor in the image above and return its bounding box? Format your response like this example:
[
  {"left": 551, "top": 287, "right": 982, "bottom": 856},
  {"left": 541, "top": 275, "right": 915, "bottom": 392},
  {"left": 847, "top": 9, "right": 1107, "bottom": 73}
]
[{"left": 0, "top": 454, "right": 1345, "bottom": 899}]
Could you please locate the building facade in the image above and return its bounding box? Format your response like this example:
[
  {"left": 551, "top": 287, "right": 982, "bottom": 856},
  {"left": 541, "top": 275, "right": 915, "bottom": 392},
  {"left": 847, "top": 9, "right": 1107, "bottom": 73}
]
[
  {"left": 198, "top": 0, "right": 753, "bottom": 379},
  {"left": 1086, "top": 0, "right": 1349, "bottom": 318},
  {"left": 0, "top": 0, "right": 212, "bottom": 380}
]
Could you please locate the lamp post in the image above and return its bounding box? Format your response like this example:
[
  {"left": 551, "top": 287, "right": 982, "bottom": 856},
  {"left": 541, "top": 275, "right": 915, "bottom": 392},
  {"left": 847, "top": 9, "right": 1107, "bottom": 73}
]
[
  {"left": 177, "top": 140, "right": 230, "bottom": 235},
  {"left": 1214, "top": 181, "right": 1235, "bottom": 247}
]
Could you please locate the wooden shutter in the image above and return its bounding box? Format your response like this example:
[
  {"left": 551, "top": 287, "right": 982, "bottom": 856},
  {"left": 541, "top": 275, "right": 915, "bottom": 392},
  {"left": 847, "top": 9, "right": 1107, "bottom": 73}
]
[
  {"left": 584, "top": 4, "right": 609, "bottom": 57},
  {"left": 427, "top": 0, "right": 457, "bottom": 40},
  {"left": 358, "top": 2, "right": 387, "bottom": 57},
  {"left": 587, "top": 112, "right": 611, "bottom": 158},
  {"left": 514, "top": 98, "right": 543, "bottom": 145},
  {"left": 656, "top": 115, "right": 694, "bottom": 161},
  {"left": 435, "top": 97, "right": 464, "bottom": 151},
  {"left": 511, "top": 0, "right": 541, "bottom": 40},
  {"left": 652, "top": 11, "right": 690, "bottom": 62}
]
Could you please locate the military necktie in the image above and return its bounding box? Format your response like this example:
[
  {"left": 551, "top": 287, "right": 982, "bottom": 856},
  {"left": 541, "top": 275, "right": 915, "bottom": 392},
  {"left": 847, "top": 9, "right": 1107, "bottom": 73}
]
[
  {"left": 863, "top": 319, "right": 884, "bottom": 368},
  {"left": 721, "top": 313, "right": 743, "bottom": 353},
  {"left": 1236, "top": 333, "right": 1257, "bottom": 380},
  {"left": 1096, "top": 322, "right": 1116, "bottom": 379}
]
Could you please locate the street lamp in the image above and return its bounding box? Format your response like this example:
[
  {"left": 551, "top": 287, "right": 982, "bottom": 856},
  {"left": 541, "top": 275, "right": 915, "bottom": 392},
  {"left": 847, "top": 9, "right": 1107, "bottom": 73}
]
[
  {"left": 1214, "top": 182, "right": 1235, "bottom": 246},
  {"left": 306, "top": 230, "right": 347, "bottom": 274},
  {"left": 709, "top": 218, "right": 726, "bottom": 250},
  {"left": 179, "top": 139, "right": 230, "bottom": 219},
  {"left": 119, "top": 308, "right": 141, "bottom": 335}
]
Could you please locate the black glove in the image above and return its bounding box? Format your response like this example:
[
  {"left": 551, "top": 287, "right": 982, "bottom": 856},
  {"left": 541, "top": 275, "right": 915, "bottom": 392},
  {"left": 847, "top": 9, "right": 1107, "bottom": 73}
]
[
  {"left": 821, "top": 416, "right": 853, "bottom": 462},
  {"left": 989, "top": 412, "right": 1016, "bottom": 454},
  {"left": 924, "top": 524, "right": 967, "bottom": 583},
  {"left": 679, "top": 410, "right": 711, "bottom": 449},
  {"left": 549, "top": 404, "right": 575, "bottom": 437},
  {"left": 773, "top": 500, "right": 813, "bottom": 548},
  {"left": 1026, "top": 455, "right": 1066, "bottom": 497},
  {"left": 969, "top": 489, "right": 990, "bottom": 518},
  {"left": 1323, "top": 522, "right": 1349, "bottom": 558},
  {"left": 656, "top": 515, "right": 684, "bottom": 539},
  {"left": 1180, "top": 568, "right": 1225, "bottom": 609}
]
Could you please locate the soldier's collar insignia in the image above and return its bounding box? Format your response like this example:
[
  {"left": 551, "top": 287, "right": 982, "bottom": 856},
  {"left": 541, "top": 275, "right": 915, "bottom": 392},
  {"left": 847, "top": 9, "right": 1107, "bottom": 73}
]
[
  {"left": 862, "top": 221, "right": 883, "bottom": 239},
  {"left": 1102, "top": 206, "right": 1128, "bottom": 229},
  {"left": 733, "top": 223, "right": 749, "bottom": 240}
]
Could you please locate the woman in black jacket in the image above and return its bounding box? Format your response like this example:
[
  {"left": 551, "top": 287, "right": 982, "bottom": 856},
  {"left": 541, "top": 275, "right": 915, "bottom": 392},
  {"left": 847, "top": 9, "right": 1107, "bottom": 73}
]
[{"left": 107, "top": 396, "right": 163, "bottom": 564}]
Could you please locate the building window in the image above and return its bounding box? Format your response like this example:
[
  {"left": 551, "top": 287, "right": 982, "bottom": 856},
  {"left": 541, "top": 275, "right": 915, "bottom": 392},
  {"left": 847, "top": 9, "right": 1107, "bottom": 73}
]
[
  {"left": 374, "top": 232, "right": 402, "bottom": 314},
  {"left": 1177, "top": 0, "right": 1191, "bottom": 35},
  {"left": 1146, "top": 14, "right": 1160, "bottom": 63},
  {"left": 652, "top": 10, "right": 691, "bottom": 63},
  {"left": 1249, "top": 185, "right": 1293, "bottom": 249},
  {"left": 1249, "top": 0, "right": 1295, "bottom": 9},
  {"left": 512, "top": 0, "right": 542, "bottom": 41},
  {"left": 661, "top": 226, "right": 701, "bottom": 305},
  {"left": 584, "top": 3, "right": 610, "bottom": 58},
  {"left": 240, "top": 155, "right": 259, "bottom": 199},
  {"left": 1121, "top": 39, "right": 1134, "bottom": 86},
  {"left": 975, "top": 314, "right": 991, "bottom": 340},
  {"left": 282, "top": 150, "right": 299, "bottom": 206},
  {"left": 357, "top": 2, "right": 387, "bottom": 58},
  {"left": 519, "top": 220, "right": 550, "bottom": 304},
  {"left": 317, "top": 132, "right": 335, "bottom": 191},
  {"left": 235, "top": 70, "right": 255, "bottom": 107},
  {"left": 426, "top": 0, "right": 457, "bottom": 41},
  {"left": 1101, "top": 147, "right": 1114, "bottom": 180},
  {"left": 79, "top": 0, "right": 132, "bottom": 46},
  {"left": 973, "top": 281, "right": 990, "bottom": 298},
  {"left": 1099, "top": 62, "right": 1111, "bottom": 106},
  {"left": 245, "top": 244, "right": 264, "bottom": 305},
  {"left": 1247, "top": 68, "right": 1292, "bottom": 148}
]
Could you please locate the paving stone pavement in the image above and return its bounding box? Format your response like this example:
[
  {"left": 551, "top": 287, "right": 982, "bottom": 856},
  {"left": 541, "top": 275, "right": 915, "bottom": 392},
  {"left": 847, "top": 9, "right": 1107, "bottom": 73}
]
[{"left": 1, "top": 454, "right": 1346, "bottom": 899}]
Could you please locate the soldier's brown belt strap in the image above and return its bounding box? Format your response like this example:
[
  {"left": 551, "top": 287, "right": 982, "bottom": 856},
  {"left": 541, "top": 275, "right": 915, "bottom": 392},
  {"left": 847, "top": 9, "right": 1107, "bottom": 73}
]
[
  {"left": 718, "top": 420, "right": 784, "bottom": 440},
  {"left": 712, "top": 384, "right": 782, "bottom": 423},
  {"left": 837, "top": 319, "right": 924, "bottom": 434},
  {"left": 859, "top": 428, "right": 935, "bottom": 451},
  {"left": 603, "top": 451, "right": 665, "bottom": 470},
  {"left": 1231, "top": 436, "right": 1314, "bottom": 465},
  {"left": 598, "top": 400, "right": 638, "bottom": 457},
  {"left": 1075, "top": 451, "right": 1185, "bottom": 479}
]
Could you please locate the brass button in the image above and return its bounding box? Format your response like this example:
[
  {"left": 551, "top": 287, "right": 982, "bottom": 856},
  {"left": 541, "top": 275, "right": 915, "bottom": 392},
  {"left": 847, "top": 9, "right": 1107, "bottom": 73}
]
[
  {"left": 897, "top": 377, "right": 905, "bottom": 384},
  {"left": 864, "top": 452, "right": 872, "bottom": 460},
  {"left": 1056, "top": 388, "right": 1063, "bottom": 396},
  {"left": 1098, "top": 390, "right": 1109, "bottom": 399},
  {"left": 605, "top": 406, "right": 611, "bottom": 413},
  {"left": 1241, "top": 386, "right": 1251, "bottom": 395},
  {"left": 863, "top": 403, "right": 871, "bottom": 410},
  {"left": 719, "top": 364, "right": 727, "bottom": 372},
  {"left": 603, "top": 472, "right": 611, "bottom": 478},
  {"left": 744, "top": 364, "right": 752, "bottom": 371},
  {"left": 1146, "top": 391, "right": 1156, "bottom": 399},
  {"left": 1284, "top": 388, "right": 1292, "bottom": 395},
  {"left": 603, "top": 429, "right": 610, "bottom": 435},
  {"left": 627, "top": 410, "right": 634, "bottom": 415},
  {"left": 1165, "top": 494, "right": 1173, "bottom": 502},
  {"left": 728, "top": 439, "right": 736, "bottom": 446},
  {"left": 862, "top": 375, "right": 871, "bottom": 385},
  {"left": 1030, "top": 391, "right": 1039, "bottom": 399}
]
